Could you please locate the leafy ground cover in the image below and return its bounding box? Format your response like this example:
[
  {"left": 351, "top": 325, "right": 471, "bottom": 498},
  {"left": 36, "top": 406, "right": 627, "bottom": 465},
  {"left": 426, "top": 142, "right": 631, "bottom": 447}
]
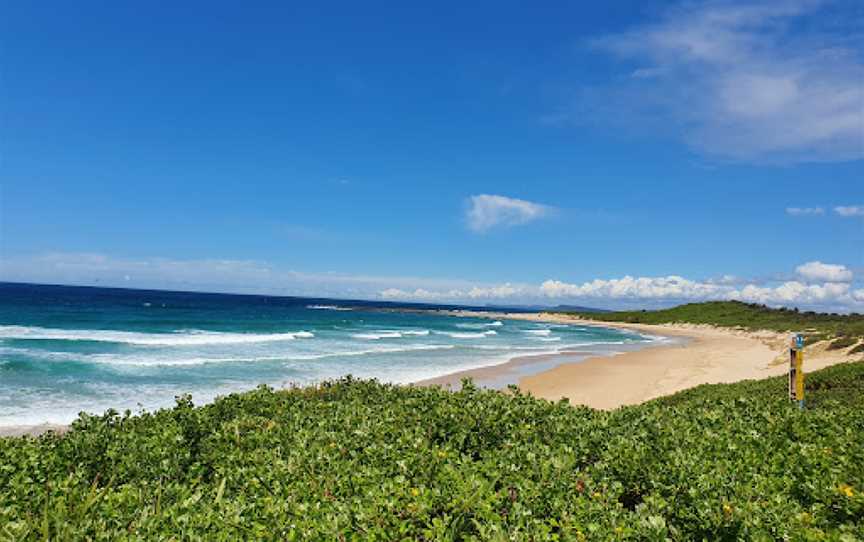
[
  {"left": 2, "top": 362, "right": 863, "bottom": 540},
  {"left": 829, "top": 337, "right": 861, "bottom": 351},
  {"left": 559, "top": 301, "right": 864, "bottom": 345}
]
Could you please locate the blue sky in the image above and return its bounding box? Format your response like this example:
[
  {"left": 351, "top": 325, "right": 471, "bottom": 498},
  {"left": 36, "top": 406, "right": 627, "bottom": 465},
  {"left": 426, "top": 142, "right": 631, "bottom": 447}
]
[{"left": 1, "top": 0, "right": 863, "bottom": 310}]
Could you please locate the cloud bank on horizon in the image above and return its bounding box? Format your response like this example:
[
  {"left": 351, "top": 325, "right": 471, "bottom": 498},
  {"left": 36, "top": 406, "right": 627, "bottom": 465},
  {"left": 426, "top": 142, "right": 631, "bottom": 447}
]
[{"left": 2, "top": 253, "right": 862, "bottom": 313}]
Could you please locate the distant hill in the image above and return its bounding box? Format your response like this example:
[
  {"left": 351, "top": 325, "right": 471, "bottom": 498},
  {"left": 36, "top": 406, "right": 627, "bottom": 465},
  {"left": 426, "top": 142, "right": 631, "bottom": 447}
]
[
  {"left": 550, "top": 304, "right": 609, "bottom": 313},
  {"left": 482, "top": 303, "right": 608, "bottom": 313}
]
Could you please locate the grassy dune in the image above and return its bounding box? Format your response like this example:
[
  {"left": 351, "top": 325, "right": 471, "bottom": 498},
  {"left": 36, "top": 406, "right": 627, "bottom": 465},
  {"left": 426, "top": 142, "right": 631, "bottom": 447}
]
[
  {"left": 560, "top": 300, "right": 864, "bottom": 350},
  {"left": 2, "top": 361, "right": 863, "bottom": 540}
]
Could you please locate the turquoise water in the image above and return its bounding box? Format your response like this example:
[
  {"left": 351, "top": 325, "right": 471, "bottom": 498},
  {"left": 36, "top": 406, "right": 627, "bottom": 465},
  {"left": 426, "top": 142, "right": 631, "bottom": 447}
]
[{"left": 0, "top": 283, "right": 654, "bottom": 425}]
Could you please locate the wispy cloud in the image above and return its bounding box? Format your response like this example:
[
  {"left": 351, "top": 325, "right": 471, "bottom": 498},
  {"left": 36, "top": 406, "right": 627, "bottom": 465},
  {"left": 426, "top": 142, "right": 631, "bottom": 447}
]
[
  {"left": 786, "top": 207, "right": 825, "bottom": 216},
  {"left": 835, "top": 205, "right": 864, "bottom": 217},
  {"left": 580, "top": 0, "right": 864, "bottom": 163},
  {"left": 465, "top": 194, "right": 554, "bottom": 233}
]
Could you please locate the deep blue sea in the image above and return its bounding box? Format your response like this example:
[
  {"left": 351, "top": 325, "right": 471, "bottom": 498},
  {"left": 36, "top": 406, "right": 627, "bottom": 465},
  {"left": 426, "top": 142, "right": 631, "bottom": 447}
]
[{"left": 0, "top": 283, "right": 656, "bottom": 425}]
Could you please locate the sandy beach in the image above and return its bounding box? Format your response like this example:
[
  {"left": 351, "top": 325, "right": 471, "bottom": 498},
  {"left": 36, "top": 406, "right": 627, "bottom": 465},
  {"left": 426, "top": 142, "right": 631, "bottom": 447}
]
[{"left": 424, "top": 310, "right": 856, "bottom": 410}]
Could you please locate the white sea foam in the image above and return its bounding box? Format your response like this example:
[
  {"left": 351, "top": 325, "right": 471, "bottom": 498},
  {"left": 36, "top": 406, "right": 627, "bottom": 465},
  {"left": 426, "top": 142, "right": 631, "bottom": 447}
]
[
  {"left": 455, "top": 321, "right": 503, "bottom": 330},
  {"left": 558, "top": 340, "right": 628, "bottom": 350},
  {"left": 434, "top": 330, "right": 496, "bottom": 339},
  {"left": 639, "top": 333, "right": 670, "bottom": 342},
  {"left": 351, "top": 329, "right": 429, "bottom": 340},
  {"left": 287, "top": 344, "right": 454, "bottom": 361},
  {"left": 352, "top": 332, "right": 403, "bottom": 340},
  {"left": 522, "top": 329, "right": 552, "bottom": 336},
  {"left": 0, "top": 325, "right": 314, "bottom": 346},
  {"left": 0, "top": 343, "right": 459, "bottom": 367},
  {"left": 306, "top": 304, "right": 352, "bottom": 311}
]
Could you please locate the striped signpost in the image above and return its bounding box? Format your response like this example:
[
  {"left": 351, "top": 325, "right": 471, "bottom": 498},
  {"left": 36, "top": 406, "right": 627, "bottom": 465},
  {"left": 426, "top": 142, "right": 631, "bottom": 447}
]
[{"left": 789, "top": 334, "right": 805, "bottom": 409}]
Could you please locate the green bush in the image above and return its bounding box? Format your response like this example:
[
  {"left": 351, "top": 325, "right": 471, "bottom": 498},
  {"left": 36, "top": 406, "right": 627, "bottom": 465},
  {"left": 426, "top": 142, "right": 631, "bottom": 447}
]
[
  {"left": 828, "top": 336, "right": 859, "bottom": 351},
  {"left": 2, "top": 364, "right": 863, "bottom": 540}
]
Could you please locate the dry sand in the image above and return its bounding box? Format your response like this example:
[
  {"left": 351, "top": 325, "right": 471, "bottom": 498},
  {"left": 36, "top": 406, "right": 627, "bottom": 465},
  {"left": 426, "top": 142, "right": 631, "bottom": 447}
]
[{"left": 0, "top": 423, "right": 68, "bottom": 438}]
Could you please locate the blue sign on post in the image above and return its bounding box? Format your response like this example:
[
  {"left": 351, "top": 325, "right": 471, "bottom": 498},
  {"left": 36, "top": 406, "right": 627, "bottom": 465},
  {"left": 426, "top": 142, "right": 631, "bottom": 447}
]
[{"left": 795, "top": 334, "right": 805, "bottom": 349}]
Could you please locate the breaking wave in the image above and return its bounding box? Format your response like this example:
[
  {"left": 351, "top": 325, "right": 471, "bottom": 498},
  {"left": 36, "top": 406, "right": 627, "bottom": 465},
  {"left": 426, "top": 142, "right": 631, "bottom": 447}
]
[
  {"left": 0, "top": 326, "right": 314, "bottom": 346},
  {"left": 351, "top": 329, "right": 430, "bottom": 340}
]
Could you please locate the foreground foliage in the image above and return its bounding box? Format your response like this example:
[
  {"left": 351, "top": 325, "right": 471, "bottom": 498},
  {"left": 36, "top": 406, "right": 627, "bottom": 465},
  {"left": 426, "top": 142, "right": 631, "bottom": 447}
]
[
  {"left": 561, "top": 301, "right": 864, "bottom": 346},
  {"left": 2, "top": 362, "right": 863, "bottom": 541}
]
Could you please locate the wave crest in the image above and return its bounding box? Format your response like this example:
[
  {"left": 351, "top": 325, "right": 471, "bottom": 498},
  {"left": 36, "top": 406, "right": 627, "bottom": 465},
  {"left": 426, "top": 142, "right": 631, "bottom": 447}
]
[{"left": 0, "top": 325, "right": 315, "bottom": 346}]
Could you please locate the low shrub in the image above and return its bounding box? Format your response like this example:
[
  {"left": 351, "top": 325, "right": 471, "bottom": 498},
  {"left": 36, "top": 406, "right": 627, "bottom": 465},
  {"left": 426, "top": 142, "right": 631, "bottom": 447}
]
[
  {"left": 828, "top": 336, "right": 860, "bottom": 350},
  {"left": 1, "top": 364, "right": 862, "bottom": 540}
]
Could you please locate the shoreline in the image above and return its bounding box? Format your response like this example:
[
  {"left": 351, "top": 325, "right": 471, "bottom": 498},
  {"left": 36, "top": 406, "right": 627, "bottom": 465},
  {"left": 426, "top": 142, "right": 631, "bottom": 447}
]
[
  {"left": 2, "top": 310, "right": 855, "bottom": 437},
  {"left": 428, "top": 311, "right": 854, "bottom": 409}
]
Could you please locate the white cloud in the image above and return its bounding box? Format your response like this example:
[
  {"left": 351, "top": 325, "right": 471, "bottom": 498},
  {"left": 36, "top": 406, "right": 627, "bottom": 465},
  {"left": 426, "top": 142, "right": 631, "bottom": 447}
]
[
  {"left": 733, "top": 281, "right": 851, "bottom": 305},
  {"left": 586, "top": 0, "right": 864, "bottom": 163},
  {"left": 796, "top": 261, "right": 853, "bottom": 282},
  {"left": 379, "top": 288, "right": 453, "bottom": 302},
  {"left": 3, "top": 252, "right": 863, "bottom": 312},
  {"left": 835, "top": 205, "right": 864, "bottom": 217},
  {"left": 535, "top": 275, "right": 862, "bottom": 310},
  {"left": 539, "top": 275, "right": 725, "bottom": 300},
  {"left": 710, "top": 274, "right": 742, "bottom": 285},
  {"left": 376, "top": 270, "right": 864, "bottom": 312},
  {"left": 466, "top": 194, "right": 553, "bottom": 233},
  {"left": 786, "top": 207, "right": 824, "bottom": 216}
]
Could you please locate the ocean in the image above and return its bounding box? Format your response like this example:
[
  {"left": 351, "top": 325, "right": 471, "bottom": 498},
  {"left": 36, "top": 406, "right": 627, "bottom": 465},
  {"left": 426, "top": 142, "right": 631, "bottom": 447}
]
[{"left": 0, "top": 282, "right": 656, "bottom": 426}]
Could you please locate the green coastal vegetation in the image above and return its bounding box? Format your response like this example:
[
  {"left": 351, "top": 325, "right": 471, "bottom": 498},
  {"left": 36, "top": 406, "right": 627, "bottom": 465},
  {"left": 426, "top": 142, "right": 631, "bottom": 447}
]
[
  {"left": 559, "top": 301, "right": 864, "bottom": 351},
  {"left": 2, "top": 360, "right": 863, "bottom": 540}
]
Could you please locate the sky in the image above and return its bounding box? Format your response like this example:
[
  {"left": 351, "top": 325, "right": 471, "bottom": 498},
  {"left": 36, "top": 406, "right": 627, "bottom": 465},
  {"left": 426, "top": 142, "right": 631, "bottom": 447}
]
[{"left": 1, "top": 0, "right": 863, "bottom": 311}]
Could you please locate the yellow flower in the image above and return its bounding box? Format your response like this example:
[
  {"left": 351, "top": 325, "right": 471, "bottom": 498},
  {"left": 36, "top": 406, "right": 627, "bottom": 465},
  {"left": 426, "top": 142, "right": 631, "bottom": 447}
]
[
  {"left": 838, "top": 484, "right": 855, "bottom": 497},
  {"left": 411, "top": 488, "right": 420, "bottom": 497},
  {"left": 436, "top": 450, "right": 447, "bottom": 458},
  {"left": 722, "top": 503, "right": 732, "bottom": 516}
]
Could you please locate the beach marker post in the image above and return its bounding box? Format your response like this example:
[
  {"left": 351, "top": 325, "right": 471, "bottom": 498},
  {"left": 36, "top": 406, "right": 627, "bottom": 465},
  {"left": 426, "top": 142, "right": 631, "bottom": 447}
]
[{"left": 788, "top": 334, "right": 805, "bottom": 409}]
